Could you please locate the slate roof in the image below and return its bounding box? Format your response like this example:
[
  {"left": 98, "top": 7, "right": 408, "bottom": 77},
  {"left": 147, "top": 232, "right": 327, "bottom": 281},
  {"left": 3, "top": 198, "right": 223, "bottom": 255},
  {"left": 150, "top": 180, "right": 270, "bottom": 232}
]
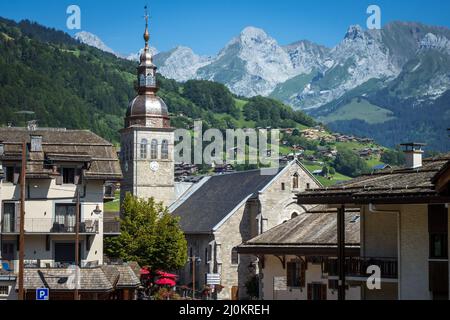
[
  {"left": 101, "top": 264, "right": 140, "bottom": 288},
  {"left": 239, "top": 207, "right": 360, "bottom": 253},
  {"left": 23, "top": 264, "right": 140, "bottom": 291},
  {"left": 171, "top": 168, "right": 284, "bottom": 233},
  {"left": 0, "top": 128, "right": 122, "bottom": 181},
  {"left": 297, "top": 153, "right": 450, "bottom": 204},
  {"left": 23, "top": 267, "right": 114, "bottom": 292}
]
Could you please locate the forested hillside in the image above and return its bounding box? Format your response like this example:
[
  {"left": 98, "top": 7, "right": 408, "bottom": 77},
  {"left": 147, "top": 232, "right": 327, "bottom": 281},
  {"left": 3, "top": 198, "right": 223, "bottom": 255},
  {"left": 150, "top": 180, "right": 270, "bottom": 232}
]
[{"left": 0, "top": 17, "right": 315, "bottom": 144}]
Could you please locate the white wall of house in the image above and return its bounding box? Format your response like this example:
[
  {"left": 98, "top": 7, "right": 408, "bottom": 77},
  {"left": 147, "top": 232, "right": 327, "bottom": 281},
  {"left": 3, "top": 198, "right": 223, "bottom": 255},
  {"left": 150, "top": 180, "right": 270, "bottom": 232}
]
[
  {"left": 0, "top": 178, "right": 105, "bottom": 272},
  {"left": 361, "top": 204, "right": 443, "bottom": 300},
  {"left": 398, "top": 204, "right": 431, "bottom": 300},
  {"left": 260, "top": 255, "right": 360, "bottom": 300}
]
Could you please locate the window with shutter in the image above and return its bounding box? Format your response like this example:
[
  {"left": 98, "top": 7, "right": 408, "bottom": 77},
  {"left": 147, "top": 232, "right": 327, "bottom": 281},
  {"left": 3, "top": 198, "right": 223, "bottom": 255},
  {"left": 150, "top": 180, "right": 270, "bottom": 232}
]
[
  {"left": 5, "top": 167, "right": 14, "bottom": 183},
  {"left": 300, "top": 261, "right": 306, "bottom": 287},
  {"left": 74, "top": 168, "right": 82, "bottom": 185},
  {"left": 13, "top": 167, "right": 20, "bottom": 185},
  {"left": 286, "top": 262, "right": 301, "bottom": 287}
]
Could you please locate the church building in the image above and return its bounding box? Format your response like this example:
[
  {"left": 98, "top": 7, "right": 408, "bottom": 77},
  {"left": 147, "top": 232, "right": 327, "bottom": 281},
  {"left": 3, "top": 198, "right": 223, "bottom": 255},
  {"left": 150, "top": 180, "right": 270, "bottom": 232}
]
[{"left": 120, "top": 15, "right": 175, "bottom": 208}]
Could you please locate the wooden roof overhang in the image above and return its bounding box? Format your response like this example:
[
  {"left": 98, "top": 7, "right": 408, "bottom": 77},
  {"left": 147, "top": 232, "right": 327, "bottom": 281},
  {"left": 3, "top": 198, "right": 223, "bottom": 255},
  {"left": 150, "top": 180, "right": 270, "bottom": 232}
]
[
  {"left": 297, "top": 190, "right": 450, "bottom": 206},
  {"left": 237, "top": 244, "right": 360, "bottom": 257}
]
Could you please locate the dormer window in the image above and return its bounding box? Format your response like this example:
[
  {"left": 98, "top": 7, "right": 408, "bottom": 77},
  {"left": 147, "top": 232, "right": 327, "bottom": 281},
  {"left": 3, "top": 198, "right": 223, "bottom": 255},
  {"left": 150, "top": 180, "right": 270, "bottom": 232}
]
[{"left": 63, "top": 168, "right": 75, "bottom": 184}]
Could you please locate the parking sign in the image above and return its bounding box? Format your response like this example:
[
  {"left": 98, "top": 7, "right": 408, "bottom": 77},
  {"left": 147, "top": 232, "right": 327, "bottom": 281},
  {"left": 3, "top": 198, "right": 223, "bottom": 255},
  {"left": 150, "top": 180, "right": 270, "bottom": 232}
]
[{"left": 36, "top": 288, "right": 49, "bottom": 301}]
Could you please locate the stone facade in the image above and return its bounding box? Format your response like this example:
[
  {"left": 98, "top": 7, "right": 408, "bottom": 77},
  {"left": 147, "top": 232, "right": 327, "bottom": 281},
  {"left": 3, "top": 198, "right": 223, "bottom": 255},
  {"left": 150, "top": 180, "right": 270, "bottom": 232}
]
[
  {"left": 120, "top": 127, "right": 175, "bottom": 207},
  {"left": 260, "top": 255, "right": 361, "bottom": 300},
  {"left": 178, "top": 161, "right": 322, "bottom": 300}
]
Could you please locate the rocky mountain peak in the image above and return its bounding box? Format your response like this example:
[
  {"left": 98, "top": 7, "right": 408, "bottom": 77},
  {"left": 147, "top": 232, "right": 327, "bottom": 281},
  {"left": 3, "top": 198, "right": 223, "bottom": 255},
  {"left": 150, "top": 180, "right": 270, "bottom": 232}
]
[
  {"left": 344, "top": 25, "right": 365, "bottom": 40},
  {"left": 75, "top": 31, "right": 115, "bottom": 55}
]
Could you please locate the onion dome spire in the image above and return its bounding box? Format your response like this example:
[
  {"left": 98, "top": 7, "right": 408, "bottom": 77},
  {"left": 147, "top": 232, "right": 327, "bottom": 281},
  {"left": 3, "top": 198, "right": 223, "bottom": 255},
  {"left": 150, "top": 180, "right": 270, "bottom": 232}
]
[
  {"left": 144, "top": 5, "right": 150, "bottom": 49},
  {"left": 124, "top": 6, "right": 170, "bottom": 129}
]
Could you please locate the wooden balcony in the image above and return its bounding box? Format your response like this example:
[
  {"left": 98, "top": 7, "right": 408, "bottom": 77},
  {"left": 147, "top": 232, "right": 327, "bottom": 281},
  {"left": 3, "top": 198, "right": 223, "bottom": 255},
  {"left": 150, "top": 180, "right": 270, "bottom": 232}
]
[
  {"left": 325, "top": 257, "right": 398, "bottom": 280},
  {"left": 103, "top": 220, "right": 121, "bottom": 235}
]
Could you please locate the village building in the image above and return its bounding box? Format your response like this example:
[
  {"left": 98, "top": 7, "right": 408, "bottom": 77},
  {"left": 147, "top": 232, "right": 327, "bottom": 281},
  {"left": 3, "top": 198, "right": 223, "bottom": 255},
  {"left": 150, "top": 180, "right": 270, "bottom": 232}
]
[
  {"left": 237, "top": 207, "right": 361, "bottom": 300},
  {"left": 169, "top": 161, "right": 322, "bottom": 300},
  {"left": 119, "top": 14, "right": 175, "bottom": 208},
  {"left": 297, "top": 144, "right": 450, "bottom": 300},
  {"left": 0, "top": 127, "right": 128, "bottom": 299},
  {"left": 22, "top": 262, "right": 140, "bottom": 300}
]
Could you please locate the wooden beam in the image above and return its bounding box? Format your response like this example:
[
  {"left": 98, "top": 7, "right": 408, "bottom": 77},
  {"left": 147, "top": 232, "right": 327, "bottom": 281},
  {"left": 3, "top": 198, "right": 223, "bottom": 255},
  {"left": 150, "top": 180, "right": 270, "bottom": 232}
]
[
  {"left": 274, "top": 255, "right": 286, "bottom": 269},
  {"left": 337, "top": 205, "right": 346, "bottom": 301}
]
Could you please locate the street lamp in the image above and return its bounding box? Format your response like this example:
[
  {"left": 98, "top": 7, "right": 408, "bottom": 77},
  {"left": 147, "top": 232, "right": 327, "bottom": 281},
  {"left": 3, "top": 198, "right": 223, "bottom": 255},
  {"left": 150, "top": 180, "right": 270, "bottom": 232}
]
[{"left": 188, "top": 256, "right": 201, "bottom": 300}]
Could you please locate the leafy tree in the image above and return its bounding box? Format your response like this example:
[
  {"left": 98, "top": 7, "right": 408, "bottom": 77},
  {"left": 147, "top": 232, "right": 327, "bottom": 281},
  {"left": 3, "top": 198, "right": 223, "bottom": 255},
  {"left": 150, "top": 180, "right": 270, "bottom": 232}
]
[
  {"left": 333, "top": 149, "right": 370, "bottom": 178},
  {"left": 104, "top": 194, "right": 187, "bottom": 271},
  {"left": 381, "top": 149, "right": 406, "bottom": 166},
  {"left": 322, "top": 166, "right": 329, "bottom": 177},
  {"left": 329, "top": 167, "right": 336, "bottom": 176}
]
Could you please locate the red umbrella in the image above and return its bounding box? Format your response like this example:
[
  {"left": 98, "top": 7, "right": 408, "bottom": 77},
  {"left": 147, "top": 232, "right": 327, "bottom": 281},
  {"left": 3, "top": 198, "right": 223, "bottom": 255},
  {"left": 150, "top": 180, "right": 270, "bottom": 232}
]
[
  {"left": 155, "top": 278, "right": 176, "bottom": 287},
  {"left": 156, "top": 271, "right": 178, "bottom": 279},
  {"left": 140, "top": 268, "right": 151, "bottom": 275}
]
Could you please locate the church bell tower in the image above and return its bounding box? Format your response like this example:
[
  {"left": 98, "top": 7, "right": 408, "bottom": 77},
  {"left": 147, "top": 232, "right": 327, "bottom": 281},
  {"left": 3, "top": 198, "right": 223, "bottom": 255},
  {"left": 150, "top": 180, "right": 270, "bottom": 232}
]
[{"left": 120, "top": 8, "right": 175, "bottom": 207}]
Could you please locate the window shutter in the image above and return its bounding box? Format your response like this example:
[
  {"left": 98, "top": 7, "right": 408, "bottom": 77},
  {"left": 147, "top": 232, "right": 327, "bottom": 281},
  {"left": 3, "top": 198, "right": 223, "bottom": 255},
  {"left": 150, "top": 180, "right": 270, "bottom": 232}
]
[
  {"left": 56, "top": 170, "right": 63, "bottom": 185},
  {"left": 286, "top": 263, "right": 293, "bottom": 287},
  {"left": 74, "top": 168, "right": 82, "bottom": 185},
  {"left": 300, "top": 261, "right": 306, "bottom": 287},
  {"left": 307, "top": 283, "right": 312, "bottom": 300},
  {"left": 321, "top": 284, "right": 327, "bottom": 300},
  {"left": 13, "top": 167, "right": 20, "bottom": 185}
]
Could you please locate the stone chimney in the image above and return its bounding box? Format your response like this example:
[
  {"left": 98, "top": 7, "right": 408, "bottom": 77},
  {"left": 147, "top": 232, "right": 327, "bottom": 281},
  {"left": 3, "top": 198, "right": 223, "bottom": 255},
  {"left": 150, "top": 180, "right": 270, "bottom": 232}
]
[
  {"left": 30, "top": 135, "right": 43, "bottom": 152},
  {"left": 401, "top": 143, "right": 425, "bottom": 169}
]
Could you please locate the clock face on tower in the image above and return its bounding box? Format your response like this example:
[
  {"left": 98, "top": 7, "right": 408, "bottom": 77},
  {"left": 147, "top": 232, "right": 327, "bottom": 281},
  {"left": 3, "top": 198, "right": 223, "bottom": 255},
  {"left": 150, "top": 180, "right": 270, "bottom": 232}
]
[{"left": 150, "top": 161, "right": 159, "bottom": 172}]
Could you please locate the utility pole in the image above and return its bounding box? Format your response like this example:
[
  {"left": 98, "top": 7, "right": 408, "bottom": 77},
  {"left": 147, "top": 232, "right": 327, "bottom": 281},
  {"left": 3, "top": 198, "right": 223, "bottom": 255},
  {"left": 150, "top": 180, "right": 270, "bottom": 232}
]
[
  {"left": 18, "top": 141, "right": 26, "bottom": 300},
  {"left": 74, "top": 189, "right": 80, "bottom": 300},
  {"left": 189, "top": 256, "right": 201, "bottom": 300},
  {"left": 337, "top": 206, "right": 346, "bottom": 301},
  {"left": 192, "top": 257, "right": 196, "bottom": 300}
]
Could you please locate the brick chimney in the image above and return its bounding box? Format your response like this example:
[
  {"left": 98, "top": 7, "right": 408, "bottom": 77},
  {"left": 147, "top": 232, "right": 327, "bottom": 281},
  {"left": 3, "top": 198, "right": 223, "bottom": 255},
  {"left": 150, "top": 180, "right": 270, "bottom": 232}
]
[{"left": 401, "top": 143, "right": 425, "bottom": 169}]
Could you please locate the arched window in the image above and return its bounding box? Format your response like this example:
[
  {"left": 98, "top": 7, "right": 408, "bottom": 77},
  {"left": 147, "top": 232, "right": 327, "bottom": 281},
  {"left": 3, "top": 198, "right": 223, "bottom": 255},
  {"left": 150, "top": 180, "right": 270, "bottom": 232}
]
[
  {"left": 291, "top": 212, "right": 299, "bottom": 219},
  {"left": 292, "top": 173, "right": 299, "bottom": 190},
  {"left": 140, "top": 139, "right": 148, "bottom": 159},
  {"left": 151, "top": 139, "right": 158, "bottom": 159},
  {"left": 161, "top": 140, "right": 169, "bottom": 160},
  {"left": 231, "top": 248, "right": 239, "bottom": 265}
]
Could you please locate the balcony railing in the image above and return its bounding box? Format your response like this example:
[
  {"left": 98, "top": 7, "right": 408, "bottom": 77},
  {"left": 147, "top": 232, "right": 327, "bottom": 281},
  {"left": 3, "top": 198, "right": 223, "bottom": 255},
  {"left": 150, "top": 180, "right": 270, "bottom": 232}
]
[
  {"left": 103, "top": 220, "right": 121, "bottom": 234},
  {"left": 1, "top": 218, "right": 99, "bottom": 234},
  {"left": 326, "top": 257, "right": 398, "bottom": 279}
]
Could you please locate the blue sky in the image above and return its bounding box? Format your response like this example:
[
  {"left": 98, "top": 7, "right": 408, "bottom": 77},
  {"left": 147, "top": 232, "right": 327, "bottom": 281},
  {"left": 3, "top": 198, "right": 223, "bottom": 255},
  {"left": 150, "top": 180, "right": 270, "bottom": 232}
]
[{"left": 1, "top": 0, "right": 450, "bottom": 55}]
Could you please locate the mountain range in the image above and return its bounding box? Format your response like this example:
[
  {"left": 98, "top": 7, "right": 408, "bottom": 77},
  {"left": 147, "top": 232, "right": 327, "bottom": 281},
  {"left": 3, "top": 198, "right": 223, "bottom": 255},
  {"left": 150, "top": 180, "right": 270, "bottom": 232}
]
[
  {"left": 7, "top": 18, "right": 450, "bottom": 152},
  {"left": 149, "top": 22, "right": 450, "bottom": 152}
]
